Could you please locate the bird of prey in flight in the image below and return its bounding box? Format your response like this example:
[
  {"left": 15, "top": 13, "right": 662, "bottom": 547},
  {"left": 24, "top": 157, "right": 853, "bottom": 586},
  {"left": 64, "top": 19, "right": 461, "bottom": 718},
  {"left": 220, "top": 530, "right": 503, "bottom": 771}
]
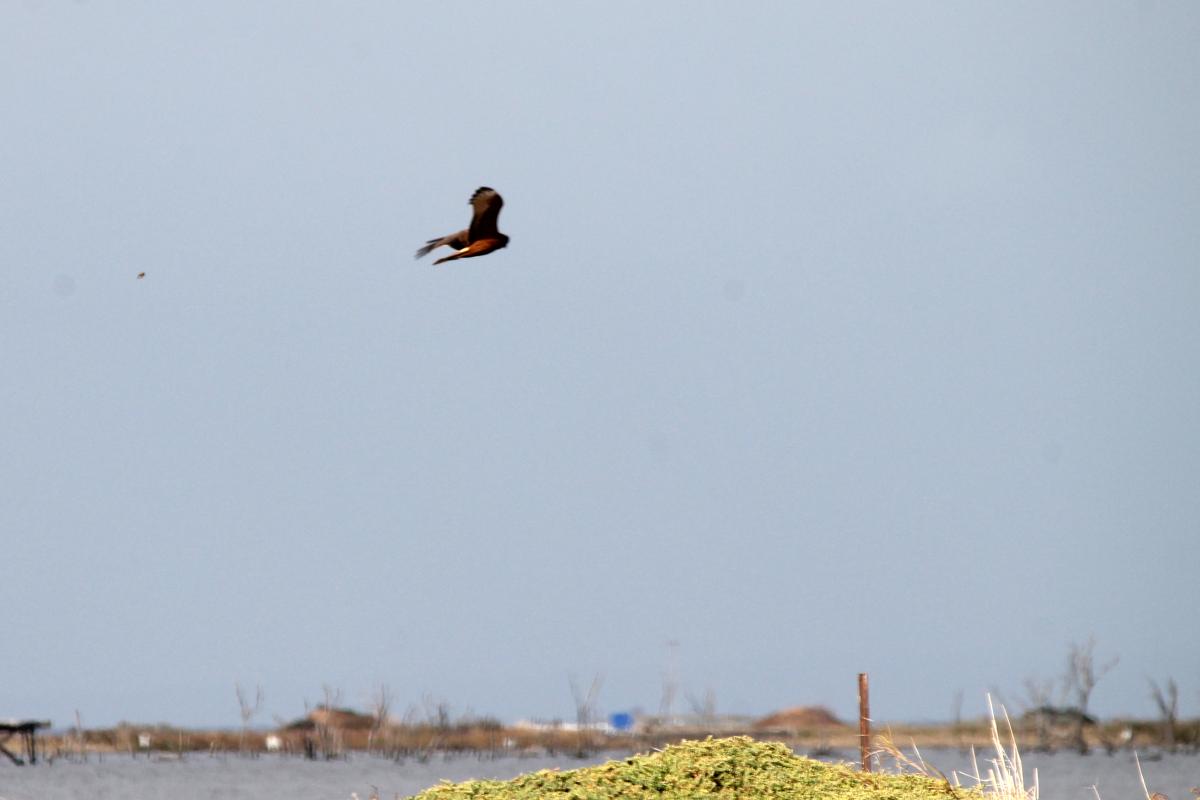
[{"left": 415, "top": 187, "right": 509, "bottom": 266}]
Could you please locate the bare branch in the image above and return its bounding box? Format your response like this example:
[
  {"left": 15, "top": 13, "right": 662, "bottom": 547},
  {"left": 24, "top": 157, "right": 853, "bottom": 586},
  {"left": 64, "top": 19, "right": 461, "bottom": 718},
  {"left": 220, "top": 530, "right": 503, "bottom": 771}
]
[
  {"left": 1062, "top": 636, "right": 1118, "bottom": 754},
  {"left": 1148, "top": 676, "right": 1179, "bottom": 751},
  {"left": 235, "top": 683, "right": 264, "bottom": 756}
]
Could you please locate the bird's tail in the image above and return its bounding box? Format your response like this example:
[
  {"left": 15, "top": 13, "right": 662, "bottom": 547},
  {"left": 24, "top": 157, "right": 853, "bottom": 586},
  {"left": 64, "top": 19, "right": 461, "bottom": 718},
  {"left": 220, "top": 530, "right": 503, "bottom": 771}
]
[{"left": 414, "top": 238, "right": 443, "bottom": 260}]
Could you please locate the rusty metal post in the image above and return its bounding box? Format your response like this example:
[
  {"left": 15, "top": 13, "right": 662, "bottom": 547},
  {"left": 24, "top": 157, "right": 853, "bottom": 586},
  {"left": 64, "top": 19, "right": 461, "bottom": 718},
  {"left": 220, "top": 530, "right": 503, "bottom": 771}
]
[{"left": 858, "top": 672, "right": 871, "bottom": 772}]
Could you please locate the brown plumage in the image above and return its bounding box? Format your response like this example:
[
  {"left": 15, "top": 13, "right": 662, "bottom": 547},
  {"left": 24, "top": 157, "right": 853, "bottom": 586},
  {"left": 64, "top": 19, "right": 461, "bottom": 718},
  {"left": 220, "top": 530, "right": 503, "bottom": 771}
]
[{"left": 415, "top": 187, "right": 509, "bottom": 266}]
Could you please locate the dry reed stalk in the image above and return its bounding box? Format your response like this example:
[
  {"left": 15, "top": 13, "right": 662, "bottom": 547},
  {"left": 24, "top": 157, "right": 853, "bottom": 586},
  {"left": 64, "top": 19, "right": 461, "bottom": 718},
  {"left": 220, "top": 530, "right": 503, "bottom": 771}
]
[
  {"left": 1090, "top": 749, "right": 1160, "bottom": 800},
  {"left": 876, "top": 695, "right": 1038, "bottom": 800},
  {"left": 958, "top": 695, "right": 1038, "bottom": 800}
]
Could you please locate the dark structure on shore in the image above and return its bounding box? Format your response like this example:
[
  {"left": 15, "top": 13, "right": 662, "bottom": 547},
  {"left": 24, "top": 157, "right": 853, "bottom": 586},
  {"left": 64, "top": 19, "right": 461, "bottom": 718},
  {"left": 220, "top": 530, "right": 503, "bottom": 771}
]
[{"left": 0, "top": 720, "right": 51, "bottom": 765}]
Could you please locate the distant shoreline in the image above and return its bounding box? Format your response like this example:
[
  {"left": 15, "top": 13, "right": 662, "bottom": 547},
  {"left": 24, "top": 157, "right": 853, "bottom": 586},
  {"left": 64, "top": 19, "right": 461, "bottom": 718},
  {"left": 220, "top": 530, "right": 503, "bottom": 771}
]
[{"left": 23, "top": 713, "right": 1198, "bottom": 762}]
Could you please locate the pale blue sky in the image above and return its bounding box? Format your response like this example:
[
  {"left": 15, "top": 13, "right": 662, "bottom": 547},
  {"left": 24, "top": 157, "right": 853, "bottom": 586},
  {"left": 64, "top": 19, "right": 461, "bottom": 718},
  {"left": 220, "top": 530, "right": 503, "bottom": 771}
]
[{"left": 2, "top": 2, "right": 1198, "bottom": 728}]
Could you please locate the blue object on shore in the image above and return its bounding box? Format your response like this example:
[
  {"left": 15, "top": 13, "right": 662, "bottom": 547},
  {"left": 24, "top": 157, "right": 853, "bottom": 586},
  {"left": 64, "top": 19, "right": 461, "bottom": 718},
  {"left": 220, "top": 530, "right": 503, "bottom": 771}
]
[{"left": 609, "top": 712, "right": 634, "bottom": 731}]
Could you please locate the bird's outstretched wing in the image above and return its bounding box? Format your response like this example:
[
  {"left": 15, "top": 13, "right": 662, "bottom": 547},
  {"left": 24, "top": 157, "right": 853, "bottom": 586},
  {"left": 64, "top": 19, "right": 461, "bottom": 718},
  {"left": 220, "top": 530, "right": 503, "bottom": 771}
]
[{"left": 467, "top": 187, "right": 504, "bottom": 242}]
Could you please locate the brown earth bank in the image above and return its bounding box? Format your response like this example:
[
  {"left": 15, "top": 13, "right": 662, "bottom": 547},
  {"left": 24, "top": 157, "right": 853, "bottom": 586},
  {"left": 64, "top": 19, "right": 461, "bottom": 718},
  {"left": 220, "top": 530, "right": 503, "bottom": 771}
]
[{"left": 25, "top": 705, "right": 1200, "bottom": 761}]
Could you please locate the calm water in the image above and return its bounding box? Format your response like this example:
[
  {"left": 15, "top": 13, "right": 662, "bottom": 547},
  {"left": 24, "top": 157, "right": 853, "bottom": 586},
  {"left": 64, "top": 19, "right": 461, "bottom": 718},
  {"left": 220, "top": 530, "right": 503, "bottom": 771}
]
[
  {"left": 910, "top": 747, "right": 1198, "bottom": 800},
  {"left": 0, "top": 748, "right": 1196, "bottom": 800}
]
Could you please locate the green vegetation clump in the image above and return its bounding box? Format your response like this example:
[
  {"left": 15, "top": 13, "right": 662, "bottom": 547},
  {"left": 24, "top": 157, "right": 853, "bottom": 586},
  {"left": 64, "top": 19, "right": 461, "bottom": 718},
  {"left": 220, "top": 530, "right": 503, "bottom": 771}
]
[{"left": 410, "top": 736, "right": 976, "bottom": 800}]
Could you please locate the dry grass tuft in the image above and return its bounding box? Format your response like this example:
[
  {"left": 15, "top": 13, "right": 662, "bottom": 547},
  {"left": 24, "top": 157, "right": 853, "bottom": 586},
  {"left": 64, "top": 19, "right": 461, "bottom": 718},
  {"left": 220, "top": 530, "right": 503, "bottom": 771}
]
[
  {"left": 877, "top": 695, "right": 1037, "bottom": 800},
  {"left": 962, "top": 695, "right": 1039, "bottom": 800}
]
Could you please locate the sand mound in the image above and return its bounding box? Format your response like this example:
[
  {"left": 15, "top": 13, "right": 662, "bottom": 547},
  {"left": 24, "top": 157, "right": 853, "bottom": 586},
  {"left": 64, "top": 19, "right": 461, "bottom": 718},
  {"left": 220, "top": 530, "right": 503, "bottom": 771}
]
[{"left": 755, "top": 706, "right": 844, "bottom": 730}]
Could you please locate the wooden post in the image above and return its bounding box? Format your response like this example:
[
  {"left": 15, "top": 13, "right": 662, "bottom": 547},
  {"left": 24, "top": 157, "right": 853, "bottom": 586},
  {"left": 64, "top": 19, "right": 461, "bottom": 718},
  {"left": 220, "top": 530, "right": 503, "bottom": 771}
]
[{"left": 858, "top": 672, "right": 871, "bottom": 772}]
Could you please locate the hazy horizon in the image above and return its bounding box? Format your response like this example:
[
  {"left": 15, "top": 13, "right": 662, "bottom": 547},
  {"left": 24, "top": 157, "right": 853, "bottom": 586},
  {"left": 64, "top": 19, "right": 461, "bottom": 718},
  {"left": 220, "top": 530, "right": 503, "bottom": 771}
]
[{"left": 3, "top": 2, "right": 1198, "bottom": 730}]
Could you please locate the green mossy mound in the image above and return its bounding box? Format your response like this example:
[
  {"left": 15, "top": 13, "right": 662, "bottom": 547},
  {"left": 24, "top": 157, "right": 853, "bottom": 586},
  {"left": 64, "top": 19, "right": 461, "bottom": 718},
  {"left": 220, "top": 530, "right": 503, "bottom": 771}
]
[{"left": 410, "top": 736, "right": 975, "bottom": 800}]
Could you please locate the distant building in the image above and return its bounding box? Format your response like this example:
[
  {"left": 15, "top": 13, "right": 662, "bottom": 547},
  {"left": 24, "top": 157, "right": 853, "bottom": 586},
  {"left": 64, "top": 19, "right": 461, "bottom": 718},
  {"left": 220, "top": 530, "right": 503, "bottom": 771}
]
[
  {"left": 284, "top": 706, "right": 376, "bottom": 731},
  {"left": 511, "top": 719, "right": 615, "bottom": 734}
]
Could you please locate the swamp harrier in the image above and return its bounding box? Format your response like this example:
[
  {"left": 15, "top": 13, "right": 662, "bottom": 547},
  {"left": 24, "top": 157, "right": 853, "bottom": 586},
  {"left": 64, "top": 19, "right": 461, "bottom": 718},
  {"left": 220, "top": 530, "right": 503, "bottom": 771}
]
[{"left": 415, "top": 187, "right": 509, "bottom": 266}]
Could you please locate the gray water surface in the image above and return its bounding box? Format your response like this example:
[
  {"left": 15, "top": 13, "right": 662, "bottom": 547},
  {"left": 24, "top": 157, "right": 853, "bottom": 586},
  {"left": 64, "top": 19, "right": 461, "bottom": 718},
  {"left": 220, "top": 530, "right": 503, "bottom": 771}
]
[
  {"left": 0, "top": 749, "right": 1195, "bottom": 800},
  {"left": 908, "top": 747, "right": 1198, "bottom": 800}
]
